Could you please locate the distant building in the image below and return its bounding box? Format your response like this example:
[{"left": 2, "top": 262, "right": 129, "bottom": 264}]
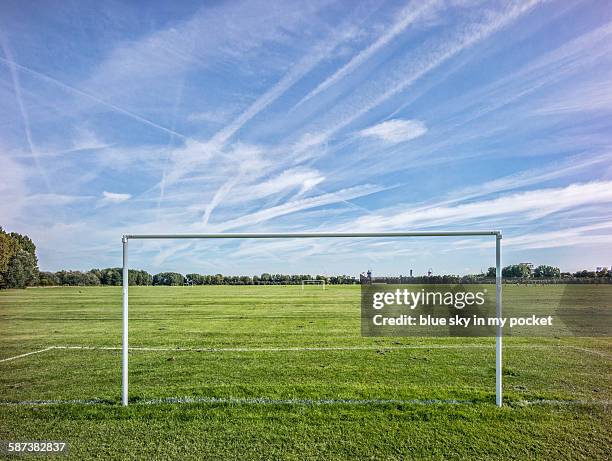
[{"left": 360, "top": 270, "right": 373, "bottom": 285}]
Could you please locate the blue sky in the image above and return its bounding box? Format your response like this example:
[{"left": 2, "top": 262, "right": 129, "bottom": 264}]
[{"left": 1, "top": 0, "right": 611, "bottom": 276}]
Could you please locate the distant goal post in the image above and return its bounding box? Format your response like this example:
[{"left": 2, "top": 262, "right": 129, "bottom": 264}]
[
  {"left": 121, "top": 231, "right": 503, "bottom": 407},
  {"left": 301, "top": 279, "right": 326, "bottom": 290}
]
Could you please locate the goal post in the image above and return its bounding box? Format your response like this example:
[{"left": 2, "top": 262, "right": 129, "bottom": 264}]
[
  {"left": 302, "top": 279, "right": 326, "bottom": 290},
  {"left": 121, "top": 231, "right": 503, "bottom": 407}
]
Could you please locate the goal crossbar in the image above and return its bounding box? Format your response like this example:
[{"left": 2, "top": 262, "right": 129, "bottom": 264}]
[{"left": 121, "top": 231, "right": 503, "bottom": 406}]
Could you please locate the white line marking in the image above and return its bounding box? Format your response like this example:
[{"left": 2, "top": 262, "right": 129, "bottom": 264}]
[
  {"left": 54, "top": 344, "right": 501, "bottom": 352},
  {"left": 0, "top": 396, "right": 609, "bottom": 407},
  {"left": 564, "top": 345, "right": 612, "bottom": 359},
  {"left": 0, "top": 347, "right": 54, "bottom": 363},
  {"left": 2, "top": 344, "right": 609, "bottom": 362},
  {"left": 51, "top": 344, "right": 611, "bottom": 357},
  {"left": 513, "top": 399, "right": 611, "bottom": 406}
]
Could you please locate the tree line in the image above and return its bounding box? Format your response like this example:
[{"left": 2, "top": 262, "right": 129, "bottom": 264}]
[
  {"left": 1, "top": 227, "right": 610, "bottom": 288},
  {"left": 27, "top": 265, "right": 612, "bottom": 287},
  {"left": 486, "top": 263, "right": 611, "bottom": 281},
  {"left": 38, "top": 269, "right": 355, "bottom": 286}
]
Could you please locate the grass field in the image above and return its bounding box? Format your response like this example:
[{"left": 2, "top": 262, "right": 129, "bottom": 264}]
[{"left": 1, "top": 285, "right": 610, "bottom": 460}]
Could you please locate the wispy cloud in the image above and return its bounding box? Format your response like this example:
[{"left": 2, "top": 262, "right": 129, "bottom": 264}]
[
  {"left": 287, "top": 0, "right": 546, "bottom": 155},
  {"left": 433, "top": 20, "right": 612, "bottom": 129},
  {"left": 211, "top": 184, "right": 387, "bottom": 231},
  {"left": 164, "top": 16, "right": 362, "bottom": 211},
  {"left": 102, "top": 191, "right": 131, "bottom": 203},
  {"left": 348, "top": 181, "right": 612, "bottom": 231},
  {"left": 503, "top": 222, "right": 612, "bottom": 250},
  {"left": 295, "top": 0, "right": 441, "bottom": 107},
  {"left": 431, "top": 152, "right": 612, "bottom": 208},
  {"left": 191, "top": 20, "right": 357, "bottom": 222},
  {"left": 202, "top": 175, "right": 240, "bottom": 226},
  {"left": 234, "top": 168, "right": 325, "bottom": 202},
  {"left": 364, "top": 0, "right": 546, "bottom": 116},
  {"left": 358, "top": 119, "right": 427, "bottom": 143},
  {"left": 152, "top": 242, "right": 192, "bottom": 267},
  {"left": 24, "top": 193, "right": 93, "bottom": 206},
  {"left": 208, "top": 24, "right": 359, "bottom": 148},
  {"left": 534, "top": 79, "right": 612, "bottom": 115},
  {"left": 187, "top": 107, "right": 237, "bottom": 125}
]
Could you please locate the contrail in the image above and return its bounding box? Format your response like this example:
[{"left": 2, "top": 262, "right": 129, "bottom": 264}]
[
  {"left": 294, "top": 0, "right": 546, "bottom": 153},
  {"left": 0, "top": 34, "right": 52, "bottom": 192},
  {"left": 191, "top": 24, "right": 360, "bottom": 224},
  {"left": 294, "top": 0, "right": 441, "bottom": 109},
  {"left": 0, "top": 55, "right": 187, "bottom": 140}
]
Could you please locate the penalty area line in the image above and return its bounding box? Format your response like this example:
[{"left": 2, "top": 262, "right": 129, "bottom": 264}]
[{"left": 0, "top": 347, "right": 55, "bottom": 363}]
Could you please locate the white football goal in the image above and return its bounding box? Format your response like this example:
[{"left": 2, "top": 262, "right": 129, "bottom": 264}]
[
  {"left": 302, "top": 279, "right": 326, "bottom": 290},
  {"left": 121, "top": 231, "right": 503, "bottom": 407}
]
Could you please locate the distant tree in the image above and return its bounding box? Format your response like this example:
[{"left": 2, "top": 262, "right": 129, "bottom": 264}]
[
  {"left": 4, "top": 250, "right": 38, "bottom": 288},
  {"left": 461, "top": 274, "right": 480, "bottom": 283},
  {"left": 84, "top": 272, "right": 101, "bottom": 285},
  {"left": 486, "top": 267, "right": 496, "bottom": 278},
  {"left": 502, "top": 263, "right": 532, "bottom": 278},
  {"left": 55, "top": 270, "right": 99, "bottom": 286},
  {"left": 39, "top": 271, "right": 60, "bottom": 286},
  {"left": 186, "top": 273, "right": 205, "bottom": 285},
  {"left": 147, "top": 272, "right": 363, "bottom": 286},
  {"left": 128, "top": 269, "right": 152, "bottom": 286},
  {"left": 0, "top": 228, "right": 39, "bottom": 289},
  {"left": 533, "top": 265, "right": 560, "bottom": 278},
  {"left": 0, "top": 233, "right": 16, "bottom": 288},
  {"left": 54, "top": 270, "right": 67, "bottom": 285},
  {"left": 153, "top": 272, "right": 184, "bottom": 286},
  {"left": 0, "top": 230, "right": 18, "bottom": 274},
  {"left": 9, "top": 232, "right": 36, "bottom": 256},
  {"left": 100, "top": 268, "right": 122, "bottom": 285},
  {"left": 573, "top": 270, "right": 596, "bottom": 278}
]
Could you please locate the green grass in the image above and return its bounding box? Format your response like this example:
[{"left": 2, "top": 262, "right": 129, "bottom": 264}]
[{"left": 1, "top": 285, "right": 610, "bottom": 460}]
